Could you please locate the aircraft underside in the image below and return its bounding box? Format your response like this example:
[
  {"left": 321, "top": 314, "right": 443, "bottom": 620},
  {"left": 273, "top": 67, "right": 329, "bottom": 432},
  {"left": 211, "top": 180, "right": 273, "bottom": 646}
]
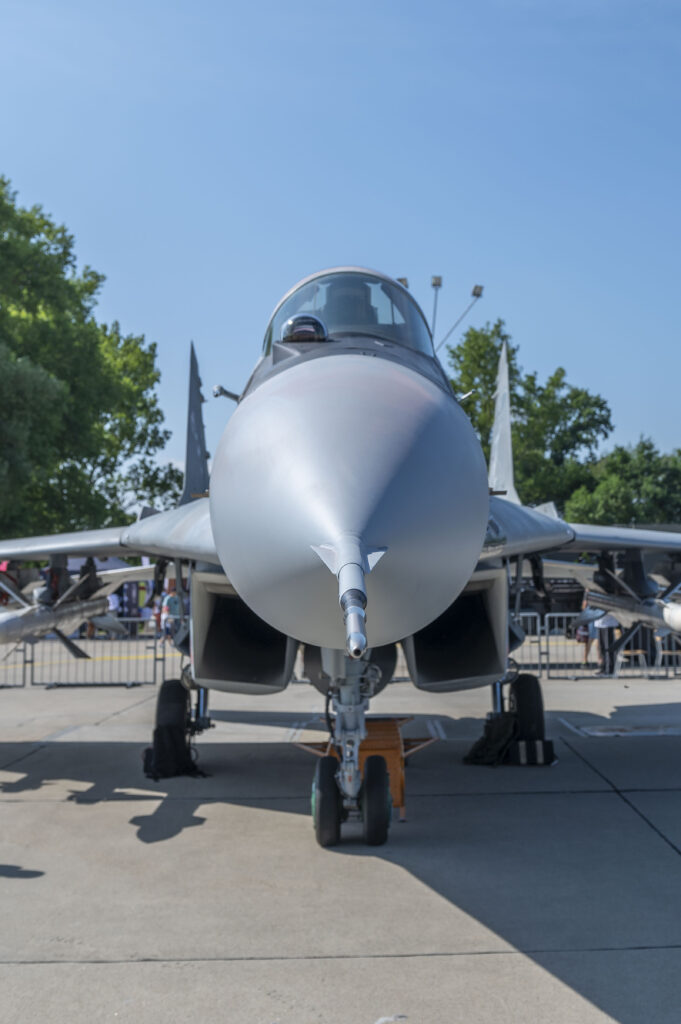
[{"left": 142, "top": 560, "right": 547, "bottom": 847}]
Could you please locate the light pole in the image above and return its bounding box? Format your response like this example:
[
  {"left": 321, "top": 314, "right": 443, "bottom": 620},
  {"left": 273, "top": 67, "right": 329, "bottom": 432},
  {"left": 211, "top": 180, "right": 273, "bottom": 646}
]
[
  {"left": 431, "top": 275, "right": 442, "bottom": 339},
  {"left": 434, "top": 284, "right": 484, "bottom": 354}
]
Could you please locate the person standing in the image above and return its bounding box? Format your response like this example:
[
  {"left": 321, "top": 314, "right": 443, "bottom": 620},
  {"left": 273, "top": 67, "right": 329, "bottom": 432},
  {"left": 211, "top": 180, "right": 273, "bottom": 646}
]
[
  {"left": 577, "top": 599, "right": 598, "bottom": 668},
  {"left": 595, "top": 612, "right": 618, "bottom": 676},
  {"left": 161, "top": 585, "right": 181, "bottom": 643}
]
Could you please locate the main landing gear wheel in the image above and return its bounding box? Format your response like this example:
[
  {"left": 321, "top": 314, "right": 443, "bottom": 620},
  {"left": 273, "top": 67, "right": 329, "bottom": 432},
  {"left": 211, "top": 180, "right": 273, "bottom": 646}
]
[
  {"left": 312, "top": 756, "right": 342, "bottom": 847},
  {"left": 361, "top": 755, "right": 391, "bottom": 846},
  {"left": 147, "top": 678, "right": 194, "bottom": 778},
  {"left": 156, "top": 678, "right": 190, "bottom": 730},
  {"left": 508, "top": 673, "right": 545, "bottom": 740}
]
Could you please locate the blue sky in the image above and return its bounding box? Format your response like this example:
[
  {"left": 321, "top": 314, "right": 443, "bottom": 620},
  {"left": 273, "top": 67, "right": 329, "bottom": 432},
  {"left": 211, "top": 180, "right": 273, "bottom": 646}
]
[{"left": 1, "top": 0, "right": 679, "bottom": 468}]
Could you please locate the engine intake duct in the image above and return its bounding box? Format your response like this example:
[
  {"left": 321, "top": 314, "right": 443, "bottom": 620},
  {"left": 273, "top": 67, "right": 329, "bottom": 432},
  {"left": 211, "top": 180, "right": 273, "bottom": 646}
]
[
  {"left": 403, "top": 567, "right": 507, "bottom": 692},
  {"left": 190, "top": 570, "right": 297, "bottom": 693}
]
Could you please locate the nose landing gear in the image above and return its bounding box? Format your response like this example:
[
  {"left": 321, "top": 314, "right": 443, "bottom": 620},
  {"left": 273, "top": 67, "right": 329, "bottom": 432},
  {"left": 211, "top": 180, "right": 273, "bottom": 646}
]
[
  {"left": 311, "top": 752, "right": 392, "bottom": 848},
  {"left": 310, "top": 649, "right": 392, "bottom": 847}
]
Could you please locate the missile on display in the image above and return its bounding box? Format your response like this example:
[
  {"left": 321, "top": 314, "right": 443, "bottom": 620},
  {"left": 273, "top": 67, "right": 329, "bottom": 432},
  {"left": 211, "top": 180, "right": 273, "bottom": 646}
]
[
  {"left": 0, "top": 597, "right": 108, "bottom": 648},
  {"left": 585, "top": 589, "right": 681, "bottom": 634}
]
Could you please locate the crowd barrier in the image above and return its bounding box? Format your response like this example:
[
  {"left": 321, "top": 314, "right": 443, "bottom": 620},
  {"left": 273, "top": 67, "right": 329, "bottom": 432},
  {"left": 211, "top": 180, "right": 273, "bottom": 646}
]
[
  {"left": 0, "top": 617, "right": 183, "bottom": 689},
  {"left": 513, "top": 612, "right": 544, "bottom": 675},
  {"left": 1, "top": 612, "right": 680, "bottom": 690},
  {"left": 539, "top": 612, "right": 681, "bottom": 679}
]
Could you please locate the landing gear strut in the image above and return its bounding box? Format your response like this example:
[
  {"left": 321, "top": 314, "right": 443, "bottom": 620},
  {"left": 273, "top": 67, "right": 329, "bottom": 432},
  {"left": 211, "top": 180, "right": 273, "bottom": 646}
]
[{"left": 310, "top": 649, "right": 391, "bottom": 847}]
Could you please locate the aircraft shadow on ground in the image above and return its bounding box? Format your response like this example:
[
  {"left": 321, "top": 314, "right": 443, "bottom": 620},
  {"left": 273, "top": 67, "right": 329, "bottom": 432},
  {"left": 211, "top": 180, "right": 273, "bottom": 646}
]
[{"left": 2, "top": 703, "right": 681, "bottom": 1023}]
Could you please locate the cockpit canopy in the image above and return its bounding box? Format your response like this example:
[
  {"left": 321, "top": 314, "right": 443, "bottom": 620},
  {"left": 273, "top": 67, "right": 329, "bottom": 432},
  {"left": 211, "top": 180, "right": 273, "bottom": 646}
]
[{"left": 263, "top": 270, "right": 433, "bottom": 357}]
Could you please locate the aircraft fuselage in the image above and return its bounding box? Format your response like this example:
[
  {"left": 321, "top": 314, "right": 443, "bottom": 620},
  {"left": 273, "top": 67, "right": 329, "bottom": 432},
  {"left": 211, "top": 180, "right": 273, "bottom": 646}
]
[{"left": 209, "top": 268, "right": 489, "bottom": 654}]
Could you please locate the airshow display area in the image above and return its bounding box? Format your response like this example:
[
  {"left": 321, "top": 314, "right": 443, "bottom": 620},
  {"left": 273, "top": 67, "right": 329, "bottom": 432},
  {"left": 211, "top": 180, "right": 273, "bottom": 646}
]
[{"left": 3, "top": 269, "right": 681, "bottom": 1022}]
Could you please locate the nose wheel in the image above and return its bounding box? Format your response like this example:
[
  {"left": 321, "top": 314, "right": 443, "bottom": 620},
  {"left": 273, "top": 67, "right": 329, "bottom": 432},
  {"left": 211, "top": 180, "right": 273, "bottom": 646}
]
[
  {"left": 311, "top": 754, "right": 392, "bottom": 848},
  {"left": 361, "top": 755, "right": 391, "bottom": 846}
]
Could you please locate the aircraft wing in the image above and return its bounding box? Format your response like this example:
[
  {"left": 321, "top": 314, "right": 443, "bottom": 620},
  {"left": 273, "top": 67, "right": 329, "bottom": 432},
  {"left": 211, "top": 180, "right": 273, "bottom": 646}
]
[
  {"left": 0, "top": 525, "right": 129, "bottom": 562},
  {"left": 121, "top": 499, "right": 219, "bottom": 565},
  {"left": 568, "top": 522, "right": 681, "bottom": 554},
  {"left": 484, "top": 342, "right": 681, "bottom": 567},
  {"left": 0, "top": 499, "right": 221, "bottom": 568},
  {"left": 481, "top": 496, "right": 575, "bottom": 560},
  {"left": 481, "top": 498, "right": 681, "bottom": 571}
]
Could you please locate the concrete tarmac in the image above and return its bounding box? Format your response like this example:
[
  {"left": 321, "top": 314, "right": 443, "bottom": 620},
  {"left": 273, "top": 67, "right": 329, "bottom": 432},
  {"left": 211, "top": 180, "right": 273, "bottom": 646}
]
[{"left": 2, "top": 673, "right": 681, "bottom": 1023}]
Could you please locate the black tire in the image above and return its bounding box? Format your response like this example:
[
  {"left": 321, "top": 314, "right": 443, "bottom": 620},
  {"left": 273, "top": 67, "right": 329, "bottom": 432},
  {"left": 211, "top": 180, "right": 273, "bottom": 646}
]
[
  {"left": 155, "top": 678, "right": 190, "bottom": 730},
  {"left": 312, "top": 756, "right": 342, "bottom": 847},
  {"left": 361, "top": 755, "right": 391, "bottom": 846},
  {"left": 508, "top": 673, "right": 545, "bottom": 740},
  {"left": 146, "top": 679, "right": 194, "bottom": 778}
]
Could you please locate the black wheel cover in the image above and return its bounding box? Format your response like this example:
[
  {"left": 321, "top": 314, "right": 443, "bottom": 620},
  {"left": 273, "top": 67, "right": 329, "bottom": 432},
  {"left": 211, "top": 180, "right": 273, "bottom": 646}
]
[
  {"left": 313, "top": 756, "right": 341, "bottom": 847},
  {"left": 146, "top": 679, "right": 195, "bottom": 779},
  {"left": 361, "top": 755, "right": 391, "bottom": 846},
  {"left": 509, "top": 673, "right": 545, "bottom": 740}
]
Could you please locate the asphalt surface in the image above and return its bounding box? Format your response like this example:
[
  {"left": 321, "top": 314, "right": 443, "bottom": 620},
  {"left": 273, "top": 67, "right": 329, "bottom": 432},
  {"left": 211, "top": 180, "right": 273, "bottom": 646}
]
[{"left": 2, "top": 672, "right": 681, "bottom": 1023}]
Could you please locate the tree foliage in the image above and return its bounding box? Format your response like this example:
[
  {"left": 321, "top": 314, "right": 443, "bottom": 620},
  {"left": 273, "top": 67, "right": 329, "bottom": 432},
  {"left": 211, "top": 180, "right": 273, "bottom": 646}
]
[
  {"left": 564, "top": 440, "right": 681, "bottom": 525},
  {"left": 446, "top": 320, "right": 612, "bottom": 510},
  {"left": 0, "top": 178, "right": 182, "bottom": 536}
]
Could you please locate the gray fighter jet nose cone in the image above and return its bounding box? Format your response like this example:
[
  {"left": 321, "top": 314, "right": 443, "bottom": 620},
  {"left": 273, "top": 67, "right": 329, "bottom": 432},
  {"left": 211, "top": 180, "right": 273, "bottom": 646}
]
[{"left": 210, "top": 354, "right": 489, "bottom": 649}]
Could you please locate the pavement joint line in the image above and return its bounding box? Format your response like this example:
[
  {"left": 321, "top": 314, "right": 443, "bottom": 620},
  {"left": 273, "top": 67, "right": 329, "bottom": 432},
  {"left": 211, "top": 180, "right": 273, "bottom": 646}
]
[
  {"left": 10, "top": 788, "right": 681, "bottom": 804},
  {"left": 0, "top": 744, "right": 45, "bottom": 771},
  {"left": 5, "top": 944, "right": 681, "bottom": 966},
  {"left": 557, "top": 716, "right": 585, "bottom": 735},
  {"left": 43, "top": 725, "right": 83, "bottom": 741},
  {"left": 561, "top": 737, "right": 681, "bottom": 859},
  {"left": 92, "top": 693, "right": 156, "bottom": 728},
  {"left": 426, "top": 718, "right": 446, "bottom": 740}
]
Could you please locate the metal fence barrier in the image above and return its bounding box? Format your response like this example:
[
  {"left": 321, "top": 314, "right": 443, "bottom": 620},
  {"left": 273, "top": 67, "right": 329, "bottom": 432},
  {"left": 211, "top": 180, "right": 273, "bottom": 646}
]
[
  {"left": 539, "top": 614, "right": 681, "bottom": 680},
  {"left": 513, "top": 612, "right": 543, "bottom": 675},
  {"left": 542, "top": 612, "right": 582, "bottom": 678},
  {"left": 2, "top": 612, "right": 680, "bottom": 690},
  {"left": 0, "top": 618, "right": 183, "bottom": 689}
]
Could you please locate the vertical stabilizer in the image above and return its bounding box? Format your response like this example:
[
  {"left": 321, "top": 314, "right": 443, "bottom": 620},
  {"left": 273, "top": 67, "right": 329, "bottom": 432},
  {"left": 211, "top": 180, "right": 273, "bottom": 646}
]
[
  {"left": 488, "top": 341, "right": 520, "bottom": 504},
  {"left": 179, "top": 343, "right": 211, "bottom": 505}
]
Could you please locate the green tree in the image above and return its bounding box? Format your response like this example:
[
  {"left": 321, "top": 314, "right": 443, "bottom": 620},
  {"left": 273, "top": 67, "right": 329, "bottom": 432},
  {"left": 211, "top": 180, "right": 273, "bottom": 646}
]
[
  {"left": 564, "top": 440, "right": 681, "bottom": 525},
  {"left": 0, "top": 344, "right": 66, "bottom": 530},
  {"left": 446, "top": 321, "right": 612, "bottom": 510},
  {"left": 0, "top": 178, "right": 181, "bottom": 535}
]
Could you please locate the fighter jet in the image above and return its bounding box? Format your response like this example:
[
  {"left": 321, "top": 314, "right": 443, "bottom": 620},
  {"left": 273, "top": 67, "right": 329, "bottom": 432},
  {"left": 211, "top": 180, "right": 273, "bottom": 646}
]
[{"left": 3, "top": 267, "right": 681, "bottom": 846}]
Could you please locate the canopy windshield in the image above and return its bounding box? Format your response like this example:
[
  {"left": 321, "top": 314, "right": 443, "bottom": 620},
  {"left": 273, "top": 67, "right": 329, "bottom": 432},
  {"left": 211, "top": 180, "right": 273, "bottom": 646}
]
[{"left": 264, "top": 272, "right": 433, "bottom": 356}]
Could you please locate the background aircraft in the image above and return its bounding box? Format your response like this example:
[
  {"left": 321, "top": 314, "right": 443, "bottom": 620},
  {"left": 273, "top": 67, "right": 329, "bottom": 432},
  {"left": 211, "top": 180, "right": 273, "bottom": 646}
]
[{"left": 3, "top": 267, "right": 681, "bottom": 848}]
